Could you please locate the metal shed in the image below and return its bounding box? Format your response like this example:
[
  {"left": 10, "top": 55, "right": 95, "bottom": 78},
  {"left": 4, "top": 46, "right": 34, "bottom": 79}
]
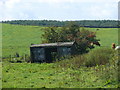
[{"left": 30, "top": 41, "right": 77, "bottom": 63}]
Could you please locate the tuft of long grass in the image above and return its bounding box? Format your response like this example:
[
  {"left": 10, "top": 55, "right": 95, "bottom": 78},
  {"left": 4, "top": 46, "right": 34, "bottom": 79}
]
[
  {"left": 84, "top": 48, "right": 115, "bottom": 67},
  {"left": 56, "top": 48, "right": 116, "bottom": 68}
]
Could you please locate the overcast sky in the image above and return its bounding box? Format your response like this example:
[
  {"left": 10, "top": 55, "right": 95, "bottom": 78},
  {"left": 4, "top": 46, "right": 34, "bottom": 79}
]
[{"left": 0, "top": 0, "right": 119, "bottom": 21}]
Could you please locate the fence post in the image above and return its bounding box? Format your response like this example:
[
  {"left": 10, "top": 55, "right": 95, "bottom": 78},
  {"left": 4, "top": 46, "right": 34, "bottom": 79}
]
[
  {"left": 10, "top": 55, "right": 12, "bottom": 61},
  {"left": 24, "top": 54, "right": 25, "bottom": 61},
  {"left": 24, "top": 54, "right": 27, "bottom": 61},
  {"left": 9, "top": 55, "right": 11, "bottom": 61}
]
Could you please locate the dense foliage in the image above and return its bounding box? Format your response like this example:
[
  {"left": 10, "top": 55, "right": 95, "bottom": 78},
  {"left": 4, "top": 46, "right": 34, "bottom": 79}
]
[
  {"left": 42, "top": 23, "right": 100, "bottom": 54},
  {"left": 2, "top": 20, "right": 119, "bottom": 27}
]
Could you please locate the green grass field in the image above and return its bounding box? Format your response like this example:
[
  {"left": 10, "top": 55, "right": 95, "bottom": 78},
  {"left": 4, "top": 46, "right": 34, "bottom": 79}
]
[
  {"left": 87, "top": 28, "right": 118, "bottom": 47},
  {"left": 2, "top": 59, "right": 118, "bottom": 88},
  {"left": 2, "top": 23, "right": 119, "bottom": 88},
  {"left": 2, "top": 24, "right": 44, "bottom": 57},
  {"left": 2, "top": 24, "right": 118, "bottom": 57}
]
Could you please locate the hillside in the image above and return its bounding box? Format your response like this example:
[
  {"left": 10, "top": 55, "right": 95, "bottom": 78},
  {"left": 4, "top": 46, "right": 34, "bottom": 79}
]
[
  {"left": 2, "top": 24, "right": 44, "bottom": 57},
  {"left": 2, "top": 23, "right": 119, "bottom": 88},
  {"left": 2, "top": 23, "right": 118, "bottom": 57},
  {"left": 87, "top": 28, "right": 118, "bottom": 47}
]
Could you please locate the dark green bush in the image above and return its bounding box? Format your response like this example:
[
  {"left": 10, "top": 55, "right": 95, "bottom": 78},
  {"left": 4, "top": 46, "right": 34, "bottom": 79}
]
[
  {"left": 55, "top": 55, "right": 86, "bottom": 69},
  {"left": 56, "top": 48, "right": 116, "bottom": 68},
  {"left": 84, "top": 48, "right": 115, "bottom": 67}
]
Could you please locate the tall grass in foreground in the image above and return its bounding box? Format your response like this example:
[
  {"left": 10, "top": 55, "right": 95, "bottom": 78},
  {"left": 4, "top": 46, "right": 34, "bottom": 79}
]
[
  {"left": 84, "top": 48, "right": 115, "bottom": 67},
  {"left": 55, "top": 48, "right": 119, "bottom": 88},
  {"left": 56, "top": 48, "right": 116, "bottom": 68},
  {"left": 2, "top": 48, "right": 119, "bottom": 88}
]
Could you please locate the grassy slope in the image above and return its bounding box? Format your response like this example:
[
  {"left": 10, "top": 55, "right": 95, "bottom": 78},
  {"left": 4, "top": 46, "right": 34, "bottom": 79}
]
[
  {"left": 87, "top": 28, "right": 118, "bottom": 47},
  {"left": 2, "top": 24, "right": 119, "bottom": 88},
  {"left": 2, "top": 24, "right": 118, "bottom": 57},
  {"left": 2, "top": 24, "right": 44, "bottom": 57}
]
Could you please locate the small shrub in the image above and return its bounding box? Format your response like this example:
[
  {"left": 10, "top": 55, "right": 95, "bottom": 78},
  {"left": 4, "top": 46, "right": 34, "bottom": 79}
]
[
  {"left": 84, "top": 48, "right": 115, "bottom": 67},
  {"left": 55, "top": 48, "right": 115, "bottom": 69},
  {"left": 55, "top": 55, "right": 86, "bottom": 69}
]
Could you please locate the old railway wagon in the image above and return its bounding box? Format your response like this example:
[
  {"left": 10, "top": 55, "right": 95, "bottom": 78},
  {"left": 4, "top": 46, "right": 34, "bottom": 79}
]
[{"left": 30, "top": 42, "right": 77, "bottom": 63}]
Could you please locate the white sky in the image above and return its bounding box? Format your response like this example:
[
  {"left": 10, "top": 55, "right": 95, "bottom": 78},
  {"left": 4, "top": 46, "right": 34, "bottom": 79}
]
[{"left": 0, "top": 0, "right": 119, "bottom": 21}]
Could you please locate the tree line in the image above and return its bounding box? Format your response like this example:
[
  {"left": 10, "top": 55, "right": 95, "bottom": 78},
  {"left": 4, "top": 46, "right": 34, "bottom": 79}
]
[{"left": 2, "top": 20, "right": 119, "bottom": 28}]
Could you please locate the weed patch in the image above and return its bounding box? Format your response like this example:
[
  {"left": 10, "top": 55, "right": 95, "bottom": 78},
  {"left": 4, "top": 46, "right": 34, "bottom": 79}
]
[{"left": 84, "top": 48, "right": 115, "bottom": 67}]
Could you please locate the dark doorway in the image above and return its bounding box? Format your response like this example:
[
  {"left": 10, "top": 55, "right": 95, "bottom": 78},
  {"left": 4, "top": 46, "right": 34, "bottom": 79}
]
[{"left": 45, "top": 47, "right": 57, "bottom": 63}]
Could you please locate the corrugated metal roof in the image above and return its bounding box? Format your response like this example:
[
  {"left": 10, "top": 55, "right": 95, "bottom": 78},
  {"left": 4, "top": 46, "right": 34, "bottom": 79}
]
[{"left": 30, "top": 42, "right": 75, "bottom": 47}]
